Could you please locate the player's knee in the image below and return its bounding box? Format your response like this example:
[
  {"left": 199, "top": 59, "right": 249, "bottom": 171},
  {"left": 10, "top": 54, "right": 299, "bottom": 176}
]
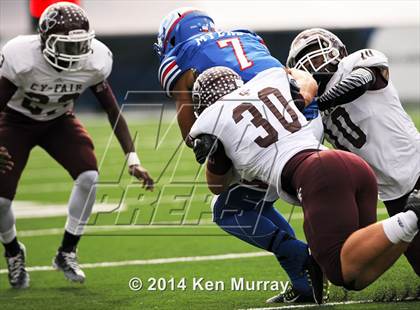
[
  {"left": 0, "top": 197, "right": 12, "bottom": 215},
  {"left": 325, "top": 268, "right": 348, "bottom": 288},
  {"left": 75, "top": 170, "right": 98, "bottom": 192},
  {"left": 342, "top": 280, "right": 364, "bottom": 291},
  {"left": 0, "top": 197, "right": 15, "bottom": 243},
  {"left": 326, "top": 266, "right": 365, "bottom": 291}
]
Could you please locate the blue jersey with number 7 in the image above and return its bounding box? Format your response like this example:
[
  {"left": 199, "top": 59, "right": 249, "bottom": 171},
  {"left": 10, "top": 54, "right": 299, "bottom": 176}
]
[{"left": 158, "top": 30, "right": 283, "bottom": 97}]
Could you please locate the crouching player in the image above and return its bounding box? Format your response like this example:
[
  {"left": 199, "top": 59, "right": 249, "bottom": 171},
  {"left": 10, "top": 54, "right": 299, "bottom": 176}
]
[
  {"left": 286, "top": 28, "right": 420, "bottom": 276},
  {"left": 0, "top": 2, "right": 153, "bottom": 288},
  {"left": 189, "top": 66, "right": 420, "bottom": 299}
]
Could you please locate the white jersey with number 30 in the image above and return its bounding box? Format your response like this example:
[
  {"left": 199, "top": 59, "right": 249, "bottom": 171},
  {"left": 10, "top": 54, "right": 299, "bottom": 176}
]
[
  {"left": 190, "top": 68, "right": 324, "bottom": 204},
  {"left": 0, "top": 35, "right": 112, "bottom": 121},
  {"left": 322, "top": 49, "right": 420, "bottom": 201}
]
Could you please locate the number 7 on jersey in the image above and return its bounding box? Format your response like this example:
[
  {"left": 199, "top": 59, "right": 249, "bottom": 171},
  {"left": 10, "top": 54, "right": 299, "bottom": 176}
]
[{"left": 217, "top": 37, "right": 254, "bottom": 70}]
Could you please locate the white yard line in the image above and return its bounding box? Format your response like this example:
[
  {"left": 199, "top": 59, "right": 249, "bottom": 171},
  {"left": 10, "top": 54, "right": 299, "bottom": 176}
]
[
  {"left": 0, "top": 251, "right": 271, "bottom": 274},
  {"left": 13, "top": 201, "right": 126, "bottom": 219},
  {"left": 17, "top": 221, "right": 217, "bottom": 237},
  {"left": 243, "top": 300, "right": 375, "bottom": 310}
]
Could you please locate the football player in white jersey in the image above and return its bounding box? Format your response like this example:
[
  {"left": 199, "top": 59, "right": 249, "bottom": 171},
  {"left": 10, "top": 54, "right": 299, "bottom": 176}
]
[
  {"left": 189, "top": 66, "right": 420, "bottom": 296},
  {"left": 0, "top": 2, "right": 154, "bottom": 288},
  {"left": 287, "top": 28, "right": 420, "bottom": 276}
]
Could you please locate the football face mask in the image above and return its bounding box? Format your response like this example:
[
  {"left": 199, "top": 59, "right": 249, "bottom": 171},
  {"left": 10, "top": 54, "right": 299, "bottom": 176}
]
[
  {"left": 293, "top": 34, "right": 341, "bottom": 73},
  {"left": 287, "top": 28, "right": 347, "bottom": 74},
  {"left": 43, "top": 29, "right": 95, "bottom": 71}
]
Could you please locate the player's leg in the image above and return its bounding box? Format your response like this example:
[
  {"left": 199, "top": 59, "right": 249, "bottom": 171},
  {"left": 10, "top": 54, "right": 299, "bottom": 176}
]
[
  {"left": 0, "top": 109, "right": 37, "bottom": 288},
  {"left": 39, "top": 113, "right": 98, "bottom": 282},
  {"left": 288, "top": 150, "right": 418, "bottom": 290},
  {"left": 213, "top": 185, "right": 313, "bottom": 299},
  {"left": 338, "top": 152, "right": 418, "bottom": 288},
  {"left": 383, "top": 179, "right": 420, "bottom": 276}
]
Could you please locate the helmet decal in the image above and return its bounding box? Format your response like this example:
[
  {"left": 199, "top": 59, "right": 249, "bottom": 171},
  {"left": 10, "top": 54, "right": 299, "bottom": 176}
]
[
  {"left": 39, "top": 10, "right": 59, "bottom": 32},
  {"left": 154, "top": 7, "right": 215, "bottom": 60}
]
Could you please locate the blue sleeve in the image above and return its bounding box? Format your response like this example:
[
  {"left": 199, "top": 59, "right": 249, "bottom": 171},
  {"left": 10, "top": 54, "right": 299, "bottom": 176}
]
[
  {"left": 158, "top": 41, "right": 198, "bottom": 97},
  {"left": 302, "top": 99, "right": 319, "bottom": 120}
]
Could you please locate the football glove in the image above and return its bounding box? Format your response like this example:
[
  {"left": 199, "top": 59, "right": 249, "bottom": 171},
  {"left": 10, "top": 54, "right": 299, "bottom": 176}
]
[{"left": 193, "top": 134, "right": 219, "bottom": 164}]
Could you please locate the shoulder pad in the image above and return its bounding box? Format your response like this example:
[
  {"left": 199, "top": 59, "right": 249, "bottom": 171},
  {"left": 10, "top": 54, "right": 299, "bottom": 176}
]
[
  {"left": 86, "top": 39, "right": 113, "bottom": 83},
  {"left": 344, "top": 49, "right": 388, "bottom": 70},
  {"left": 0, "top": 35, "right": 38, "bottom": 82}
]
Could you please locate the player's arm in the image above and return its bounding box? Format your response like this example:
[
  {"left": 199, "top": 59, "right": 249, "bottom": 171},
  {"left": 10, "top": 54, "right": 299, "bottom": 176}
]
[
  {"left": 317, "top": 66, "right": 388, "bottom": 111},
  {"left": 0, "top": 146, "right": 13, "bottom": 174},
  {"left": 91, "top": 80, "right": 154, "bottom": 191},
  {"left": 286, "top": 68, "right": 318, "bottom": 108},
  {"left": 172, "top": 69, "right": 196, "bottom": 147},
  {"left": 205, "top": 142, "right": 233, "bottom": 195},
  {"left": 189, "top": 121, "right": 233, "bottom": 194},
  {"left": 0, "top": 76, "right": 17, "bottom": 112},
  {"left": 0, "top": 77, "right": 17, "bottom": 173}
]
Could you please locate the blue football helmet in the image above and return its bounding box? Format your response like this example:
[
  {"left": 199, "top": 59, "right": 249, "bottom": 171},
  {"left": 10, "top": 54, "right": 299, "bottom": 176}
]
[{"left": 154, "top": 7, "right": 215, "bottom": 60}]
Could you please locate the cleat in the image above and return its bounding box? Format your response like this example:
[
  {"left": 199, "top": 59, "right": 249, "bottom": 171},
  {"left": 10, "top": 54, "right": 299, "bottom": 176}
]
[
  {"left": 404, "top": 189, "right": 420, "bottom": 229},
  {"left": 266, "top": 283, "right": 316, "bottom": 303},
  {"left": 304, "top": 255, "right": 329, "bottom": 304},
  {"left": 5, "top": 242, "right": 30, "bottom": 289},
  {"left": 53, "top": 250, "right": 85, "bottom": 283}
]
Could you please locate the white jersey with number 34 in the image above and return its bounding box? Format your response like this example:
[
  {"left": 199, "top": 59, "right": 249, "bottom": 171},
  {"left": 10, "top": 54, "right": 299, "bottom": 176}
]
[
  {"left": 190, "top": 68, "right": 324, "bottom": 204},
  {"left": 322, "top": 49, "right": 420, "bottom": 201},
  {"left": 0, "top": 35, "right": 112, "bottom": 121}
]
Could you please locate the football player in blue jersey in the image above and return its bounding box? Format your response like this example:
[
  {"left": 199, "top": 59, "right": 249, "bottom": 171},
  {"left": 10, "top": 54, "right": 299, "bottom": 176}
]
[{"left": 154, "top": 8, "right": 325, "bottom": 304}]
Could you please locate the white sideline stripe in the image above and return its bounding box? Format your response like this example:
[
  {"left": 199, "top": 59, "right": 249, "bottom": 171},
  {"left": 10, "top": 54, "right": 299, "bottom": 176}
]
[
  {"left": 0, "top": 251, "right": 271, "bottom": 274},
  {"left": 243, "top": 300, "right": 374, "bottom": 310},
  {"left": 17, "top": 221, "right": 216, "bottom": 237},
  {"left": 13, "top": 201, "right": 126, "bottom": 219}
]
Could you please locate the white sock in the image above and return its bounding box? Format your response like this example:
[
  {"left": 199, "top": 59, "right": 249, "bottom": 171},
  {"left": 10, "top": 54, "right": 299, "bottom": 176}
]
[
  {"left": 65, "top": 170, "right": 98, "bottom": 235},
  {"left": 0, "top": 197, "right": 16, "bottom": 244},
  {"left": 382, "top": 211, "right": 419, "bottom": 244}
]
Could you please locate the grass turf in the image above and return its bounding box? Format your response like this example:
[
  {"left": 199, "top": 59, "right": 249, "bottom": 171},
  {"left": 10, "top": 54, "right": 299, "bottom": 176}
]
[{"left": 0, "top": 107, "right": 419, "bottom": 309}]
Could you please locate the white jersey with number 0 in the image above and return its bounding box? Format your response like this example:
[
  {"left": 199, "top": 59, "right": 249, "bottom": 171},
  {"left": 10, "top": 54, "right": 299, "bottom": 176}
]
[
  {"left": 0, "top": 35, "right": 112, "bottom": 121},
  {"left": 190, "top": 68, "right": 325, "bottom": 204},
  {"left": 322, "top": 49, "right": 420, "bottom": 200}
]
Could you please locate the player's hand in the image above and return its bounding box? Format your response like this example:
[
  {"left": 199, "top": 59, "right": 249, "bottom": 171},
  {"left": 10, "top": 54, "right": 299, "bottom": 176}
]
[
  {"left": 193, "top": 134, "right": 219, "bottom": 164},
  {"left": 285, "top": 68, "right": 318, "bottom": 106},
  {"left": 128, "top": 165, "right": 154, "bottom": 191},
  {"left": 0, "top": 146, "right": 13, "bottom": 174}
]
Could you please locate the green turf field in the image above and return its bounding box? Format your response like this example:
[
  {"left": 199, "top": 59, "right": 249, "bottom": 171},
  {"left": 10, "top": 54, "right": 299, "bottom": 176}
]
[{"left": 0, "top": 107, "right": 419, "bottom": 310}]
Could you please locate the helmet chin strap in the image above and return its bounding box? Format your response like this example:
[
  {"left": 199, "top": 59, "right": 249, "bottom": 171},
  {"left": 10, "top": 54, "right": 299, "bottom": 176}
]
[{"left": 313, "top": 72, "right": 335, "bottom": 95}]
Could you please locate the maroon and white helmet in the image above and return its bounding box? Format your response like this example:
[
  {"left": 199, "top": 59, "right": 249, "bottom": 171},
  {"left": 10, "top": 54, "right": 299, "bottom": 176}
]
[
  {"left": 38, "top": 2, "right": 95, "bottom": 71},
  {"left": 192, "top": 66, "right": 244, "bottom": 116},
  {"left": 286, "top": 28, "right": 347, "bottom": 73}
]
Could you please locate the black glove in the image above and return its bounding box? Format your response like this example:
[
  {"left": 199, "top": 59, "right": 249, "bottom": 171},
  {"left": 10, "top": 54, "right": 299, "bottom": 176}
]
[
  {"left": 192, "top": 134, "right": 219, "bottom": 164},
  {"left": 404, "top": 189, "right": 420, "bottom": 229}
]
